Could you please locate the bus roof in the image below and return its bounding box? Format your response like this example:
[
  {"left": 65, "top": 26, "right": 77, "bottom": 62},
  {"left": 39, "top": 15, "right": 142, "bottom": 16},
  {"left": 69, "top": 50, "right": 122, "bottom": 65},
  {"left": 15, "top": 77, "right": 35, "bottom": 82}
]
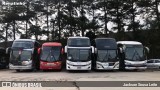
[
  {"left": 14, "top": 39, "right": 36, "bottom": 42},
  {"left": 42, "top": 42, "right": 62, "bottom": 47},
  {"left": 68, "top": 36, "right": 89, "bottom": 39},
  {"left": 117, "top": 41, "right": 142, "bottom": 45},
  {"left": 67, "top": 37, "right": 90, "bottom": 47},
  {"left": 95, "top": 38, "right": 117, "bottom": 49},
  {"left": 95, "top": 38, "right": 116, "bottom": 40}
]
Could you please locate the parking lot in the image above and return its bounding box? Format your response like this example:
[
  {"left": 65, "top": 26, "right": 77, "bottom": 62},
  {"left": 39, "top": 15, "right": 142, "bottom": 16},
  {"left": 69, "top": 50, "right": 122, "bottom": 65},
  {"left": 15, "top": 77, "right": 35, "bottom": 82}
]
[{"left": 0, "top": 69, "right": 160, "bottom": 90}]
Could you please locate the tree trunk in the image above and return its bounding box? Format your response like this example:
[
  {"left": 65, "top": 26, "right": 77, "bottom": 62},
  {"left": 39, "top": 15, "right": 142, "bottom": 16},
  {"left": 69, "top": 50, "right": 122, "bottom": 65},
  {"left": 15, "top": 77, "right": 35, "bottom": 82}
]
[
  {"left": 131, "top": 0, "right": 136, "bottom": 40},
  {"left": 116, "top": 0, "right": 120, "bottom": 32},
  {"left": 131, "top": 0, "right": 135, "bottom": 32},
  {"left": 5, "top": 23, "right": 9, "bottom": 48},
  {"left": 26, "top": 2, "right": 29, "bottom": 39},
  {"left": 69, "top": 0, "right": 73, "bottom": 36},
  {"left": 13, "top": 20, "right": 16, "bottom": 40},
  {"left": 46, "top": 0, "right": 49, "bottom": 41},
  {"left": 92, "top": 8, "right": 96, "bottom": 34},
  {"left": 52, "top": 22, "right": 55, "bottom": 41},
  {"left": 58, "top": 0, "right": 61, "bottom": 41},
  {"left": 81, "top": 0, "right": 85, "bottom": 36},
  {"left": 155, "top": 0, "right": 159, "bottom": 29},
  {"left": 104, "top": 0, "right": 108, "bottom": 36},
  {"left": 35, "top": 15, "right": 38, "bottom": 40}
]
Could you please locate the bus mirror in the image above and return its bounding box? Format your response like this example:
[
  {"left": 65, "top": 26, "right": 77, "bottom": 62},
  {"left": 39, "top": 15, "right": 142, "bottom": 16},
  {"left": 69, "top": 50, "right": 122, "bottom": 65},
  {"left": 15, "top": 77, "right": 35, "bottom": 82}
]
[
  {"left": 6, "top": 47, "right": 11, "bottom": 54},
  {"left": 144, "top": 47, "right": 149, "bottom": 53},
  {"left": 95, "top": 48, "right": 97, "bottom": 54},
  {"left": 61, "top": 48, "right": 64, "bottom": 54},
  {"left": 119, "top": 47, "right": 123, "bottom": 53},
  {"left": 38, "top": 48, "right": 41, "bottom": 54},
  {"left": 91, "top": 46, "right": 94, "bottom": 53},
  {"left": 65, "top": 46, "right": 67, "bottom": 53}
]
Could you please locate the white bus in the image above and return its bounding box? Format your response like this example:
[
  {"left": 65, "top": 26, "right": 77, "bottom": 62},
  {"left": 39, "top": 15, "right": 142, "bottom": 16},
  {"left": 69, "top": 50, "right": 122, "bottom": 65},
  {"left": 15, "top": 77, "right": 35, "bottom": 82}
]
[
  {"left": 117, "top": 41, "right": 149, "bottom": 70},
  {"left": 65, "top": 37, "right": 94, "bottom": 70}
]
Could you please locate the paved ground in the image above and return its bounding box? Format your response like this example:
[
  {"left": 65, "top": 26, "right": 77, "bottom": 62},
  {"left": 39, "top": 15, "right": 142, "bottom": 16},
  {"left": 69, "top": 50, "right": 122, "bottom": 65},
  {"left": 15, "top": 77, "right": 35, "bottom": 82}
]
[{"left": 0, "top": 69, "right": 160, "bottom": 90}]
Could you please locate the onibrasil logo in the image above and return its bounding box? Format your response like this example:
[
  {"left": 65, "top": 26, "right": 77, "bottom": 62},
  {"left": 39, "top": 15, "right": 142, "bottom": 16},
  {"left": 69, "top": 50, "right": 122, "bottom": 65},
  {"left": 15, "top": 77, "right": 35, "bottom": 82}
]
[
  {"left": 2, "top": 82, "right": 42, "bottom": 87},
  {"left": 2, "top": 82, "right": 12, "bottom": 87}
]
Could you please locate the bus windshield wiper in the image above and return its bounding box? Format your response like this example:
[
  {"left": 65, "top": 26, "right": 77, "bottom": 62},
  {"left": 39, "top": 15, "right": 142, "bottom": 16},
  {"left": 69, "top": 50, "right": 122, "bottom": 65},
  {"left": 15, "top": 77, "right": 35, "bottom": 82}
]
[
  {"left": 101, "top": 50, "right": 114, "bottom": 62},
  {"left": 13, "top": 50, "right": 21, "bottom": 61},
  {"left": 45, "top": 51, "right": 51, "bottom": 61},
  {"left": 131, "top": 48, "right": 141, "bottom": 60},
  {"left": 50, "top": 48, "right": 57, "bottom": 61},
  {"left": 108, "top": 53, "right": 114, "bottom": 62}
]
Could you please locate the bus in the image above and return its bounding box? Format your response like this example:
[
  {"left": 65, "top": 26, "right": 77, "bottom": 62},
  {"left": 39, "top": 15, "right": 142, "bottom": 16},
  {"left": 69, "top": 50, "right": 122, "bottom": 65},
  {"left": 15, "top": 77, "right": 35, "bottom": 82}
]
[
  {"left": 39, "top": 42, "right": 64, "bottom": 71},
  {"left": 117, "top": 41, "right": 149, "bottom": 70},
  {"left": 65, "top": 37, "right": 94, "bottom": 70},
  {"left": 7, "top": 39, "right": 41, "bottom": 72},
  {"left": 93, "top": 38, "right": 119, "bottom": 70}
]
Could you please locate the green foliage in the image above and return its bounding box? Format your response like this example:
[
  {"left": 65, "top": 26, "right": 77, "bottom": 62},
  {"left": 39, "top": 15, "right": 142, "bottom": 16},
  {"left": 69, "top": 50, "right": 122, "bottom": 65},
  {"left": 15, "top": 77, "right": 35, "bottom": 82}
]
[{"left": 0, "top": 0, "right": 160, "bottom": 58}]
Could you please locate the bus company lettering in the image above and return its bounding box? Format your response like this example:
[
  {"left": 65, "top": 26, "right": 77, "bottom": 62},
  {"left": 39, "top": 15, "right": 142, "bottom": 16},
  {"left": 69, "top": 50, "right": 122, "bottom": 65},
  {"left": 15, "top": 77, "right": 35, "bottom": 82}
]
[{"left": 12, "top": 82, "right": 42, "bottom": 87}]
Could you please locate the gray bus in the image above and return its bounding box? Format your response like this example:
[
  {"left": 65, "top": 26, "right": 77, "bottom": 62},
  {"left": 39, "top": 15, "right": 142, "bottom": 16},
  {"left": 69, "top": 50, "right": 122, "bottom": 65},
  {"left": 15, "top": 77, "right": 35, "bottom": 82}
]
[
  {"left": 93, "top": 38, "right": 119, "bottom": 70},
  {"left": 7, "top": 39, "right": 41, "bottom": 72}
]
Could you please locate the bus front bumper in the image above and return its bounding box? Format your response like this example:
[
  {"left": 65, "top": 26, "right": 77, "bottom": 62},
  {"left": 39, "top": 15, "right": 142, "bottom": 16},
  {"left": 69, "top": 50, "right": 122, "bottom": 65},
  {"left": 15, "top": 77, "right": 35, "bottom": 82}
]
[
  {"left": 125, "top": 67, "right": 147, "bottom": 70},
  {"left": 124, "top": 60, "right": 147, "bottom": 70},
  {"left": 9, "top": 64, "right": 32, "bottom": 70},
  {"left": 40, "top": 61, "right": 62, "bottom": 70},
  {"left": 96, "top": 61, "right": 119, "bottom": 70},
  {"left": 66, "top": 60, "right": 91, "bottom": 70},
  {"left": 96, "top": 66, "right": 117, "bottom": 70}
]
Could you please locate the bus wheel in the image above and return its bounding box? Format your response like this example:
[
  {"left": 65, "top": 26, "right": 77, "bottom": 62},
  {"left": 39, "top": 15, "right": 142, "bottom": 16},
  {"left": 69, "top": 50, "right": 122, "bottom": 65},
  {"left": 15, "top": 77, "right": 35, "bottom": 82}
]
[
  {"left": 58, "top": 68, "right": 62, "bottom": 71},
  {"left": 42, "top": 70, "right": 47, "bottom": 72},
  {"left": 16, "top": 69, "right": 21, "bottom": 72}
]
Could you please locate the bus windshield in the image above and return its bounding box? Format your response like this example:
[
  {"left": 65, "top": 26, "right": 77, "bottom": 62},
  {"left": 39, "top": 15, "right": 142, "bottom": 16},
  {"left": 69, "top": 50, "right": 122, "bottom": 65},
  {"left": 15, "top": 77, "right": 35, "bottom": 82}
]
[
  {"left": 95, "top": 39, "right": 117, "bottom": 49},
  {"left": 68, "top": 49, "right": 91, "bottom": 61},
  {"left": 12, "top": 41, "right": 34, "bottom": 49},
  {"left": 97, "top": 50, "right": 117, "bottom": 62},
  {"left": 125, "top": 45, "right": 144, "bottom": 61},
  {"left": 68, "top": 38, "right": 90, "bottom": 47},
  {"left": 41, "top": 46, "right": 61, "bottom": 62},
  {"left": 10, "top": 50, "right": 32, "bottom": 61}
]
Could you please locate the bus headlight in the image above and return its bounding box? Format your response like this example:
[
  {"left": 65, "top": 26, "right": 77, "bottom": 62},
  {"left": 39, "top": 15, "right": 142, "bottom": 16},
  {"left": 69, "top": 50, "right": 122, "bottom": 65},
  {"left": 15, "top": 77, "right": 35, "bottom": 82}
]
[
  {"left": 22, "top": 61, "right": 32, "bottom": 65},
  {"left": 125, "top": 62, "right": 131, "bottom": 65},
  {"left": 96, "top": 64, "right": 103, "bottom": 69},
  {"left": 68, "top": 56, "right": 72, "bottom": 60},
  {"left": 9, "top": 63, "right": 13, "bottom": 67}
]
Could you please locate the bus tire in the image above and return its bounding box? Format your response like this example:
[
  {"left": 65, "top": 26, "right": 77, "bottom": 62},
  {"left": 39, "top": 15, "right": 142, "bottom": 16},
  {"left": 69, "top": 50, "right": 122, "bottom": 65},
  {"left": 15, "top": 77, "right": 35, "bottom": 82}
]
[
  {"left": 58, "top": 68, "right": 62, "bottom": 71},
  {"left": 16, "top": 69, "right": 20, "bottom": 72}
]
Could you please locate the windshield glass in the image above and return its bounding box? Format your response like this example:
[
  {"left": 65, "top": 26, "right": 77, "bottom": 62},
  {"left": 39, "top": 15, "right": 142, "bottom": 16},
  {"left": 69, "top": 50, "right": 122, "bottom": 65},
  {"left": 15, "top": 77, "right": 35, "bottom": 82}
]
[
  {"left": 10, "top": 50, "right": 32, "bottom": 61},
  {"left": 125, "top": 45, "right": 144, "bottom": 61},
  {"left": 12, "top": 41, "right": 34, "bottom": 49},
  {"left": 68, "top": 49, "right": 90, "bottom": 61},
  {"left": 41, "top": 46, "right": 61, "bottom": 62},
  {"left": 68, "top": 38, "right": 90, "bottom": 47},
  {"left": 97, "top": 50, "right": 117, "bottom": 62},
  {"left": 95, "top": 39, "right": 117, "bottom": 49}
]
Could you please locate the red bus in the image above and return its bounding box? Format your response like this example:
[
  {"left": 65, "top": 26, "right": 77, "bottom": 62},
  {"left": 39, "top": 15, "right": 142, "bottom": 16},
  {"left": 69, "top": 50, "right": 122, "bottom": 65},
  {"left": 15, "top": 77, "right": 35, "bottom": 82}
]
[{"left": 39, "top": 42, "right": 64, "bottom": 71}]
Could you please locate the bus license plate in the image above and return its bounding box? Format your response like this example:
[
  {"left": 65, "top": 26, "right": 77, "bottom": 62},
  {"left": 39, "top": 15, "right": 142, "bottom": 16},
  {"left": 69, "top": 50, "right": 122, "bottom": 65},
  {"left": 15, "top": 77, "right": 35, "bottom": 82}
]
[
  {"left": 47, "top": 63, "right": 55, "bottom": 66},
  {"left": 104, "top": 63, "right": 109, "bottom": 66},
  {"left": 77, "top": 67, "right": 81, "bottom": 69}
]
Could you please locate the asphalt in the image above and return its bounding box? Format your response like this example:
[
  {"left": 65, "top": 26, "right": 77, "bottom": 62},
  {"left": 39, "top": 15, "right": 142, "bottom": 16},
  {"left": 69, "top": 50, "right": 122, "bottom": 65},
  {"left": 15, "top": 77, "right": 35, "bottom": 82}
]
[{"left": 0, "top": 69, "right": 160, "bottom": 90}]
